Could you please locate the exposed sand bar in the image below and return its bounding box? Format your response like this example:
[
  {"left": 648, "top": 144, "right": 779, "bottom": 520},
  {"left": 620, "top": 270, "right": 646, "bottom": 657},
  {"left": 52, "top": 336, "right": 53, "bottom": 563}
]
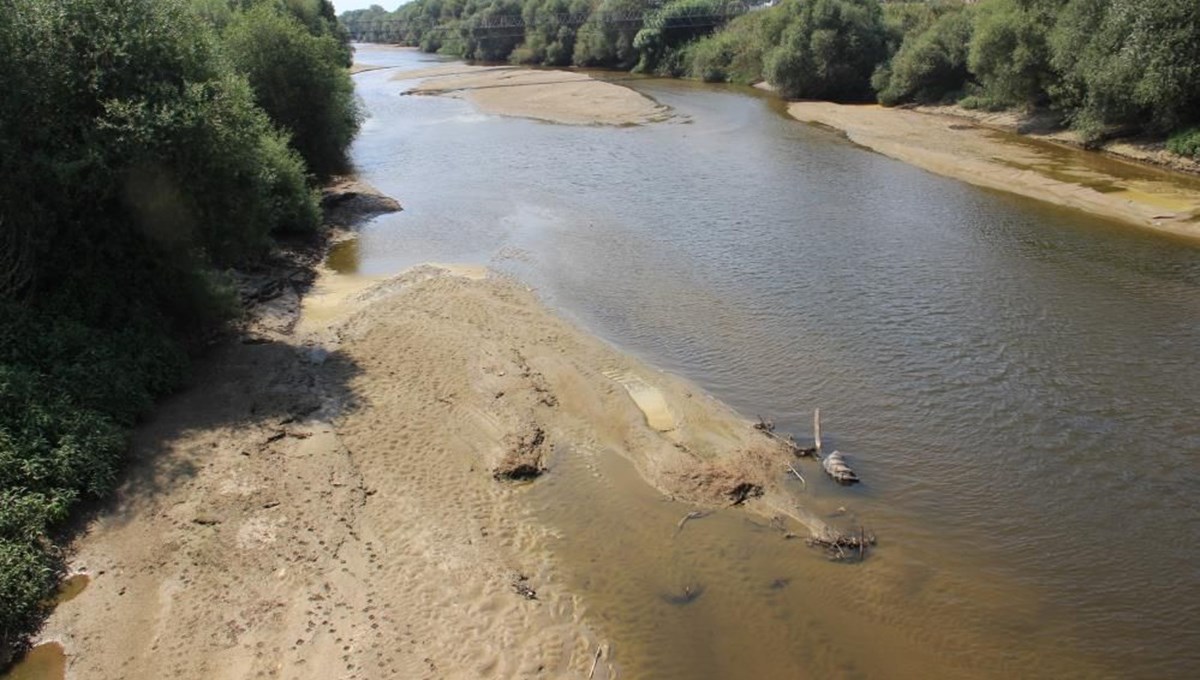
[
  {"left": 788, "top": 102, "right": 1200, "bottom": 241},
  {"left": 39, "top": 262, "right": 807, "bottom": 679},
  {"left": 393, "top": 64, "right": 671, "bottom": 126}
]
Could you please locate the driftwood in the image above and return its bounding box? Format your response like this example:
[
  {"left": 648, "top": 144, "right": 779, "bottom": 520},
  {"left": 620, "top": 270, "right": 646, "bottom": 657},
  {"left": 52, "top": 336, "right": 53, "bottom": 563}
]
[
  {"left": 754, "top": 412, "right": 818, "bottom": 458},
  {"left": 785, "top": 463, "right": 806, "bottom": 489},
  {"left": 822, "top": 450, "right": 859, "bottom": 485},
  {"left": 588, "top": 645, "right": 603, "bottom": 679},
  {"left": 661, "top": 584, "right": 704, "bottom": 605},
  {"left": 511, "top": 574, "right": 538, "bottom": 600},
  {"left": 806, "top": 526, "right": 875, "bottom": 561},
  {"left": 813, "top": 408, "right": 822, "bottom": 455},
  {"left": 674, "top": 510, "right": 710, "bottom": 537}
]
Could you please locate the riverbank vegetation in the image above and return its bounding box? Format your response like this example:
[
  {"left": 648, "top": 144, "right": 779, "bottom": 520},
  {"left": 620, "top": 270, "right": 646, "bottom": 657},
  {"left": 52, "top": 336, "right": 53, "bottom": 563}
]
[
  {"left": 342, "top": 0, "right": 1199, "bottom": 151},
  {"left": 0, "top": 0, "right": 358, "bottom": 664}
]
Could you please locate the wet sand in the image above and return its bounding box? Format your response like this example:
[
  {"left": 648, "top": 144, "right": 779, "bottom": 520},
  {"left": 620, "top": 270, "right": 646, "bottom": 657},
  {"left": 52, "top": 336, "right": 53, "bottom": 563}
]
[
  {"left": 787, "top": 102, "right": 1200, "bottom": 241},
  {"left": 34, "top": 261, "right": 811, "bottom": 679},
  {"left": 392, "top": 64, "right": 671, "bottom": 126}
]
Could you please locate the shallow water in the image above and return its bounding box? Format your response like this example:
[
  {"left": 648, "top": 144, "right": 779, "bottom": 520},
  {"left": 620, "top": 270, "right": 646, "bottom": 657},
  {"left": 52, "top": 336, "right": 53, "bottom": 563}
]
[
  {"left": 347, "top": 45, "right": 1200, "bottom": 678},
  {"left": 2, "top": 643, "right": 64, "bottom": 680},
  {"left": 52, "top": 574, "right": 89, "bottom": 606}
]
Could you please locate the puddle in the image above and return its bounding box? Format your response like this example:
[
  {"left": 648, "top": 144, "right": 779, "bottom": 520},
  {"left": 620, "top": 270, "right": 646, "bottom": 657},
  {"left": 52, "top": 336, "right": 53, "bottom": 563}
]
[
  {"left": 1, "top": 643, "right": 65, "bottom": 680},
  {"left": 326, "top": 237, "right": 361, "bottom": 274},
  {"left": 53, "top": 574, "right": 89, "bottom": 605}
]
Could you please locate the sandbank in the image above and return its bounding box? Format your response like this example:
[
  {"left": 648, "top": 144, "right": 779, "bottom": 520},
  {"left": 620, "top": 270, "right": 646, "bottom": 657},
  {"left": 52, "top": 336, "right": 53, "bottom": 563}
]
[
  {"left": 788, "top": 101, "right": 1200, "bottom": 241},
  {"left": 393, "top": 64, "right": 671, "bottom": 126},
  {"left": 35, "top": 253, "right": 818, "bottom": 678}
]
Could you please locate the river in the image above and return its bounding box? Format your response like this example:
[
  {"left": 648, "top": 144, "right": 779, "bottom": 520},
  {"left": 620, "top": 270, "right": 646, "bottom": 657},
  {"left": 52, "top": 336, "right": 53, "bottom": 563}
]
[{"left": 345, "top": 44, "right": 1200, "bottom": 679}]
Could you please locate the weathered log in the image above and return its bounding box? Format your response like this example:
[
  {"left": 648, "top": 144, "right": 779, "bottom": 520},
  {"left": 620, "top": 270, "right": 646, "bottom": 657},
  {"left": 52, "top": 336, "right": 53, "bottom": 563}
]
[
  {"left": 813, "top": 408, "right": 822, "bottom": 455},
  {"left": 822, "top": 450, "right": 859, "bottom": 485}
]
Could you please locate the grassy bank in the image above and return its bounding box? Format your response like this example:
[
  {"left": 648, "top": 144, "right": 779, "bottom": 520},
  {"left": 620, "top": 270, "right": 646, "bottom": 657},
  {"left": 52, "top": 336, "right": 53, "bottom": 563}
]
[
  {"left": 342, "top": 0, "right": 1199, "bottom": 159},
  {"left": 0, "top": 0, "right": 358, "bottom": 666}
]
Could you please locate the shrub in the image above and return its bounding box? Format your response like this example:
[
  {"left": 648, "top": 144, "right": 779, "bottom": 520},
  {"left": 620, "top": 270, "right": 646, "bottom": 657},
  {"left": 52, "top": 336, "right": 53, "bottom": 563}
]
[
  {"left": 874, "top": 7, "right": 974, "bottom": 106},
  {"left": 1167, "top": 128, "right": 1200, "bottom": 161},
  {"left": 967, "top": 0, "right": 1061, "bottom": 108},
  {"left": 764, "top": 0, "right": 888, "bottom": 101},
  {"left": 224, "top": 2, "right": 362, "bottom": 178},
  {"left": 1050, "top": 0, "right": 1200, "bottom": 140}
]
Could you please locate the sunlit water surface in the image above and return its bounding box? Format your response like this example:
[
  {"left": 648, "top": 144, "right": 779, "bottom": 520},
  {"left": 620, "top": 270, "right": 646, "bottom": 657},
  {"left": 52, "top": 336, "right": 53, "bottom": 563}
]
[{"left": 343, "top": 44, "right": 1200, "bottom": 679}]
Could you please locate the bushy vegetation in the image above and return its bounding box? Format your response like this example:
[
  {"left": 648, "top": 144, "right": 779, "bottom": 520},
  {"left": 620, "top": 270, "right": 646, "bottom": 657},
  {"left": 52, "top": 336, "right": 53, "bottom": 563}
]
[
  {"left": 0, "top": 0, "right": 357, "bottom": 663},
  {"left": 1168, "top": 128, "right": 1200, "bottom": 161},
  {"left": 872, "top": 6, "right": 974, "bottom": 106},
  {"left": 345, "top": 0, "right": 1200, "bottom": 152}
]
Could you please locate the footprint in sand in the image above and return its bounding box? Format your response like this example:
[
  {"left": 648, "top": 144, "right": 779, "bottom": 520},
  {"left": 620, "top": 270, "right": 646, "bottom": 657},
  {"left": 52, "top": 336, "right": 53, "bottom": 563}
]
[{"left": 601, "top": 370, "right": 675, "bottom": 432}]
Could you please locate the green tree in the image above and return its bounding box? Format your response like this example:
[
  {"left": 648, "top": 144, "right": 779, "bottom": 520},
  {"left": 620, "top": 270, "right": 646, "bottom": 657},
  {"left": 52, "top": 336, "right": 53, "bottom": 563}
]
[
  {"left": 224, "top": 2, "right": 362, "bottom": 178},
  {"left": 967, "top": 0, "right": 1064, "bottom": 107},
  {"left": 764, "top": 0, "right": 888, "bottom": 101},
  {"left": 874, "top": 6, "right": 974, "bottom": 106}
]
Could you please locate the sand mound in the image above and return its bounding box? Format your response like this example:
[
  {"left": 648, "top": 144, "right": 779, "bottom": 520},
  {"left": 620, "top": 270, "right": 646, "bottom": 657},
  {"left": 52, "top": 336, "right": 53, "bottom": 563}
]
[{"left": 395, "top": 65, "right": 671, "bottom": 126}]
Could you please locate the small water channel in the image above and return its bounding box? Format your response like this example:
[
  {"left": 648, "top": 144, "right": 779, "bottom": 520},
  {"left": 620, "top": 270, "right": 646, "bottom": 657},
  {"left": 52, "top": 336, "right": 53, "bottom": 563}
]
[{"left": 341, "top": 44, "right": 1200, "bottom": 678}]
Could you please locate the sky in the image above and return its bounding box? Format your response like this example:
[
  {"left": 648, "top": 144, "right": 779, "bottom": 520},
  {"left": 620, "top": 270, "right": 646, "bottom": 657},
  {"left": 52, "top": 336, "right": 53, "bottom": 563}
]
[{"left": 331, "top": 0, "right": 404, "bottom": 12}]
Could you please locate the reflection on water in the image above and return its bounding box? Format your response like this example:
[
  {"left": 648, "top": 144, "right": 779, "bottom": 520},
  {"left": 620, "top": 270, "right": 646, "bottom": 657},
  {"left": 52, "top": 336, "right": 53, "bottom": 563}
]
[
  {"left": 1, "top": 643, "right": 64, "bottom": 680},
  {"left": 349, "top": 45, "right": 1200, "bottom": 678}
]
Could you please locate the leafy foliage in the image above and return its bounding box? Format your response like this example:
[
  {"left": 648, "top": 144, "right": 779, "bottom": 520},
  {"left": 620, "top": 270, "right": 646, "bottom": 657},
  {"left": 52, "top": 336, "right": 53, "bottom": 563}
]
[
  {"left": 873, "top": 6, "right": 974, "bottom": 106},
  {"left": 763, "top": 0, "right": 888, "bottom": 101},
  {"left": 225, "top": 1, "right": 362, "bottom": 178},
  {"left": 0, "top": 0, "right": 356, "bottom": 661},
  {"left": 1167, "top": 128, "right": 1200, "bottom": 161}
]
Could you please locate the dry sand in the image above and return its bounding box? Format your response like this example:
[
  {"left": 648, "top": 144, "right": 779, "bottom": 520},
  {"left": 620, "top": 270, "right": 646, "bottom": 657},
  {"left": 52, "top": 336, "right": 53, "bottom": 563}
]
[
  {"left": 788, "top": 102, "right": 1200, "bottom": 241},
  {"left": 37, "top": 260, "right": 799, "bottom": 679},
  {"left": 393, "top": 64, "right": 671, "bottom": 126}
]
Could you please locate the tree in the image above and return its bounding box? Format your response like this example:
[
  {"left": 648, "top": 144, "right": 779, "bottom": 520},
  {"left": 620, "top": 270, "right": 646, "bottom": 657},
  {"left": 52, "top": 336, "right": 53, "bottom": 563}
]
[
  {"left": 764, "top": 0, "right": 888, "bottom": 101},
  {"left": 224, "top": 2, "right": 362, "bottom": 177}
]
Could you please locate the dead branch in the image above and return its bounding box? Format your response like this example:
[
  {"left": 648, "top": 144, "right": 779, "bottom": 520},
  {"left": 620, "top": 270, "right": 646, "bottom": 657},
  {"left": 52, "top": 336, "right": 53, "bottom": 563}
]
[
  {"left": 805, "top": 526, "right": 875, "bottom": 561},
  {"left": 588, "top": 645, "right": 603, "bottom": 679},
  {"left": 674, "top": 510, "right": 710, "bottom": 537},
  {"left": 785, "top": 463, "right": 807, "bottom": 488}
]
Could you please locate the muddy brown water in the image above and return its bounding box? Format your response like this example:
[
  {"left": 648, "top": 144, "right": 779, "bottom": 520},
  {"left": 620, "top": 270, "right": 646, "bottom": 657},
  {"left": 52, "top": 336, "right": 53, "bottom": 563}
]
[
  {"left": 339, "top": 45, "right": 1200, "bottom": 678},
  {"left": 2, "top": 644, "right": 64, "bottom": 680}
]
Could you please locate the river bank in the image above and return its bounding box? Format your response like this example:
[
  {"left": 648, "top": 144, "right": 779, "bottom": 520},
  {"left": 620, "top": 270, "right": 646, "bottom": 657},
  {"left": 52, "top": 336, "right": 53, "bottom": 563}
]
[{"left": 786, "top": 101, "right": 1200, "bottom": 241}]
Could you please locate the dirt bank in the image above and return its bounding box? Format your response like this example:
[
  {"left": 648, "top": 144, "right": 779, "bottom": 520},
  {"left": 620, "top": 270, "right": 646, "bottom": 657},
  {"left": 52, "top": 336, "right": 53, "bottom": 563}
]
[
  {"left": 788, "top": 102, "right": 1200, "bottom": 242},
  {"left": 393, "top": 64, "right": 671, "bottom": 126}
]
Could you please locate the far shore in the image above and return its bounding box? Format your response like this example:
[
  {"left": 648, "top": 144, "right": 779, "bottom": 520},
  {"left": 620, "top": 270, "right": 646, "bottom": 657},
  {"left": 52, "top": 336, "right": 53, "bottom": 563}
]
[
  {"left": 355, "top": 50, "right": 1200, "bottom": 240},
  {"left": 787, "top": 101, "right": 1200, "bottom": 242}
]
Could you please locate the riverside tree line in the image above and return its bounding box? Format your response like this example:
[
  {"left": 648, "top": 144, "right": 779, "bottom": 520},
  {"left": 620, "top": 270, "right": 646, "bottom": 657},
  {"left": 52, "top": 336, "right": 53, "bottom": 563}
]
[
  {"left": 343, "top": 0, "right": 1200, "bottom": 155},
  {"left": 0, "top": 0, "right": 359, "bottom": 664}
]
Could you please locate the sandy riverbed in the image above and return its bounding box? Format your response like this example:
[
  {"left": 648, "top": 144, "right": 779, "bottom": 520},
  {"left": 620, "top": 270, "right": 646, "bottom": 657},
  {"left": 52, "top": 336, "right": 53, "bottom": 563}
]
[
  {"left": 35, "top": 255, "right": 806, "bottom": 678},
  {"left": 788, "top": 102, "right": 1200, "bottom": 241},
  {"left": 391, "top": 64, "right": 671, "bottom": 126}
]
